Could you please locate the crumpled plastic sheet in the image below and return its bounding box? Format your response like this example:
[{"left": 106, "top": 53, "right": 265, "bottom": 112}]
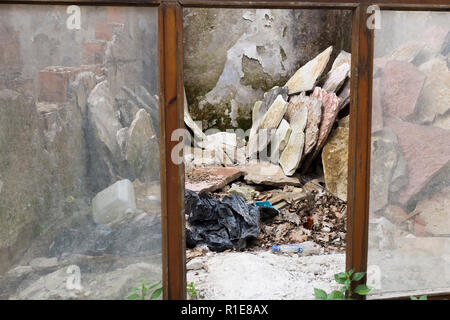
[{"left": 185, "top": 189, "right": 264, "bottom": 252}]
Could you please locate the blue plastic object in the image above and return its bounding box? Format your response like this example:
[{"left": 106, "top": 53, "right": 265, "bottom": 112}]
[
  {"left": 254, "top": 200, "right": 281, "bottom": 214},
  {"left": 271, "top": 244, "right": 303, "bottom": 254}
]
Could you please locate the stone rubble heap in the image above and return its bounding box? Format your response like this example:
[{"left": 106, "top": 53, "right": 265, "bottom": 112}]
[{"left": 184, "top": 46, "right": 351, "bottom": 196}]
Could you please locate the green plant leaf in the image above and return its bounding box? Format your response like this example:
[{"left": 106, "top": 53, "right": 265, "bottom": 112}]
[
  {"left": 127, "top": 293, "right": 140, "bottom": 300},
  {"left": 354, "top": 284, "right": 371, "bottom": 295},
  {"left": 334, "top": 272, "right": 348, "bottom": 284},
  {"left": 327, "top": 290, "right": 345, "bottom": 300},
  {"left": 148, "top": 281, "right": 162, "bottom": 290},
  {"left": 314, "top": 288, "right": 328, "bottom": 300},
  {"left": 348, "top": 269, "right": 354, "bottom": 277},
  {"left": 344, "top": 278, "right": 351, "bottom": 288},
  {"left": 419, "top": 295, "right": 427, "bottom": 300},
  {"left": 150, "top": 287, "right": 163, "bottom": 300},
  {"left": 352, "top": 272, "right": 366, "bottom": 281}
]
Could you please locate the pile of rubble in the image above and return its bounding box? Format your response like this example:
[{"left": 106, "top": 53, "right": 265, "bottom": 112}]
[
  {"left": 252, "top": 182, "right": 346, "bottom": 253},
  {"left": 184, "top": 45, "right": 351, "bottom": 254},
  {"left": 184, "top": 46, "right": 351, "bottom": 187}
]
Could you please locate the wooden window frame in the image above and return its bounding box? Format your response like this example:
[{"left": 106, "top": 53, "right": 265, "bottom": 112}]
[{"left": 1, "top": 0, "right": 449, "bottom": 300}]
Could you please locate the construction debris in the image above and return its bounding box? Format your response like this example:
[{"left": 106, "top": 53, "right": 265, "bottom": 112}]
[
  {"left": 182, "top": 46, "right": 353, "bottom": 256},
  {"left": 185, "top": 190, "right": 261, "bottom": 252}
]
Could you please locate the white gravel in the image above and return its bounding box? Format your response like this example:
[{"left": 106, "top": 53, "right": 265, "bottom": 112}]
[{"left": 187, "top": 250, "right": 345, "bottom": 300}]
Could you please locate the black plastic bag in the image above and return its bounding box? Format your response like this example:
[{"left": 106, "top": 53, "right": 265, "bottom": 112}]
[{"left": 185, "top": 189, "right": 261, "bottom": 252}]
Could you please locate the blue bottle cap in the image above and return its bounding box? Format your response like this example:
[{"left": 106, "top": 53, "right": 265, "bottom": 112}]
[{"left": 271, "top": 245, "right": 280, "bottom": 252}]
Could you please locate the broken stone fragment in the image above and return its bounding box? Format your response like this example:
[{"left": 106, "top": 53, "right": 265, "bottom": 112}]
[
  {"left": 285, "top": 93, "right": 303, "bottom": 123},
  {"left": 249, "top": 94, "right": 288, "bottom": 157},
  {"left": 337, "top": 78, "right": 350, "bottom": 111},
  {"left": 302, "top": 94, "right": 323, "bottom": 158},
  {"left": 285, "top": 46, "right": 333, "bottom": 95},
  {"left": 390, "top": 41, "right": 424, "bottom": 63},
  {"left": 386, "top": 117, "right": 450, "bottom": 205},
  {"left": 323, "top": 61, "right": 350, "bottom": 93},
  {"left": 116, "top": 127, "right": 129, "bottom": 158},
  {"left": 248, "top": 101, "right": 263, "bottom": 159},
  {"left": 87, "top": 81, "right": 123, "bottom": 191},
  {"left": 330, "top": 50, "right": 351, "bottom": 73},
  {"left": 186, "top": 258, "right": 204, "bottom": 271},
  {"left": 270, "top": 119, "right": 292, "bottom": 162},
  {"left": 380, "top": 60, "right": 425, "bottom": 120},
  {"left": 185, "top": 167, "right": 245, "bottom": 193},
  {"left": 285, "top": 93, "right": 322, "bottom": 159},
  {"left": 204, "top": 141, "right": 234, "bottom": 166},
  {"left": 228, "top": 183, "right": 257, "bottom": 201},
  {"left": 389, "top": 150, "right": 408, "bottom": 194},
  {"left": 369, "top": 127, "right": 400, "bottom": 213},
  {"left": 257, "top": 86, "right": 289, "bottom": 122},
  {"left": 88, "top": 81, "right": 121, "bottom": 156},
  {"left": 433, "top": 114, "right": 450, "bottom": 130},
  {"left": 258, "top": 94, "right": 288, "bottom": 130},
  {"left": 69, "top": 71, "right": 97, "bottom": 117},
  {"left": 279, "top": 106, "right": 308, "bottom": 176},
  {"left": 416, "top": 56, "right": 450, "bottom": 123},
  {"left": 322, "top": 115, "right": 349, "bottom": 201},
  {"left": 126, "top": 109, "right": 160, "bottom": 181},
  {"left": 184, "top": 89, "right": 207, "bottom": 148},
  {"left": 206, "top": 131, "right": 245, "bottom": 149},
  {"left": 252, "top": 100, "right": 262, "bottom": 124},
  {"left": 223, "top": 145, "right": 247, "bottom": 166},
  {"left": 243, "top": 161, "right": 301, "bottom": 186},
  {"left": 303, "top": 87, "right": 341, "bottom": 169},
  {"left": 414, "top": 186, "right": 450, "bottom": 236}
]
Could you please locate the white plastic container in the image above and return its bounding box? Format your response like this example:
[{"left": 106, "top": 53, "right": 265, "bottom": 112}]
[{"left": 92, "top": 179, "right": 136, "bottom": 225}]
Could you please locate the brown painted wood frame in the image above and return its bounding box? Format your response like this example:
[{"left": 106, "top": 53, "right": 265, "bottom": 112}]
[{"left": 1, "top": 0, "right": 449, "bottom": 300}]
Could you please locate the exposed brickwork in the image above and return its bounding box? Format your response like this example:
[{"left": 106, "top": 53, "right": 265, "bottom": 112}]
[
  {"left": 82, "top": 41, "right": 106, "bottom": 65},
  {"left": 94, "top": 23, "right": 122, "bottom": 41},
  {"left": 37, "top": 66, "right": 104, "bottom": 103},
  {"left": 106, "top": 7, "right": 123, "bottom": 23},
  {"left": 37, "top": 69, "right": 70, "bottom": 103}
]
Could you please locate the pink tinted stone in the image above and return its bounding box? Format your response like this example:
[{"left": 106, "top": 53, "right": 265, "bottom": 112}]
[
  {"left": 380, "top": 61, "right": 425, "bottom": 120},
  {"left": 386, "top": 117, "right": 450, "bottom": 205},
  {"left": 309, "top": 87, "right": 341, "bottom": 158}
]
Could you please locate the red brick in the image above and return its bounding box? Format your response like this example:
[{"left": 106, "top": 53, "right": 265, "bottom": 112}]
[
  {"left": 0, "top": 26, "right": 22, "bottom": 75},
  {"left": 77, "top": 65, "right": 105, "bottom": 78},
  {"left": 82, "top": 41, "right": 106, "bottom": 65},
  {"left": 37, "top": 65, "right": 104, "bottom": 103},
  {"left": 106, "top": 7, "right": 123, "bottom": 23},
  {"left": 37, "top": 70, "right": 70, "bottom": 103}
]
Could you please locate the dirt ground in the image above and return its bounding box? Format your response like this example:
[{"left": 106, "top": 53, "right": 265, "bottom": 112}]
[{"left": 187, "top": 250, "right": 345, "bottom": 300}]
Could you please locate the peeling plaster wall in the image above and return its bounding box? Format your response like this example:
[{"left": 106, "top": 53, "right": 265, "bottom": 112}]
[{"left": 183, "top": 8, "right": 352, "bottom": 131}]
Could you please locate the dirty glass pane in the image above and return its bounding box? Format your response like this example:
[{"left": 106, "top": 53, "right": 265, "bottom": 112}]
[
  {"left": 183, "top": 8, "right": 352, "bottom": 299},
  {"left": 0, "top": 5, "right": 161, "bottom": 300},
  {"left": 367, "top": 11, "right": 450, "bottom": 297}
]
